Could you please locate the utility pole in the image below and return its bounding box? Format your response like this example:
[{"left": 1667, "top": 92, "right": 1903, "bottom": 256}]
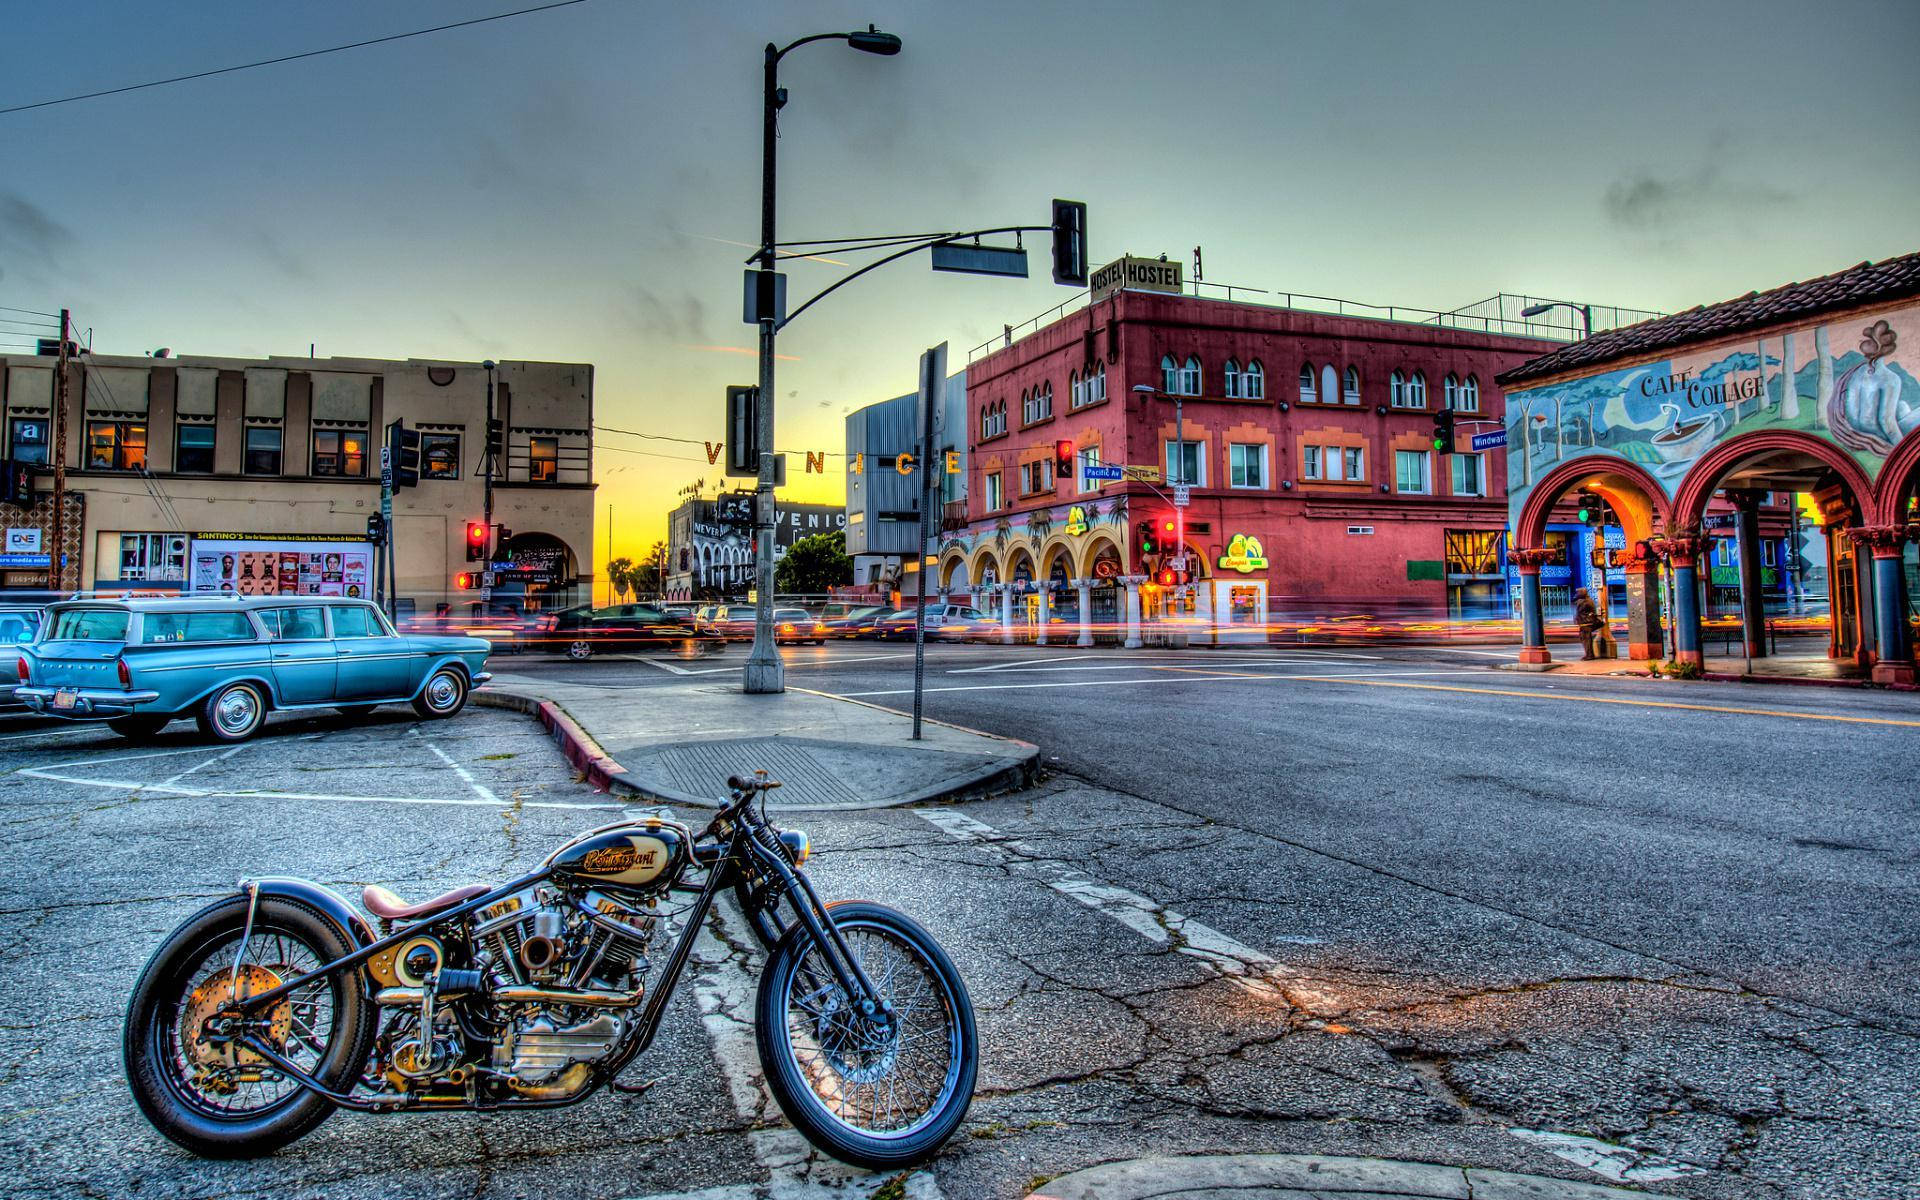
[{"left": 49, "top": 309, "right": 70, "bottom": 594}]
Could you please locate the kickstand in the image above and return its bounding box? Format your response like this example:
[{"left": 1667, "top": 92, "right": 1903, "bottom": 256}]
[{"left": 610, "top": 1076, "right": 661, "bottom": 1096}]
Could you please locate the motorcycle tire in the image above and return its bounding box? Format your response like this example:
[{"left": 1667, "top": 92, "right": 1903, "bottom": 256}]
[
  {"left": 124, "top": 894, "right": 376, "bottom": 1158},
  {"left": 755, "top": 901, "right": 977, "bottom": 1171}
]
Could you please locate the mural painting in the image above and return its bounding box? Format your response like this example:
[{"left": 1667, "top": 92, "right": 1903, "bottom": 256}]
[{"left": 1505, "top": 303, "right": 1920, "bottom": 520}]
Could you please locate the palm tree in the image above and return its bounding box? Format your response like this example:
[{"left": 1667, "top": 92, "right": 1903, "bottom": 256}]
[{"left": 606, "top": 556, "right": 634, "bottom": 600}]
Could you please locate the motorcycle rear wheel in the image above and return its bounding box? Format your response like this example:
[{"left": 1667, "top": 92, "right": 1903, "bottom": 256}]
[
  {"left": 124, "top": 894, "right": 375, "bottom": 1157},
  {"left": 755, "top": 901, "right": 976, "bottom": 1170}
]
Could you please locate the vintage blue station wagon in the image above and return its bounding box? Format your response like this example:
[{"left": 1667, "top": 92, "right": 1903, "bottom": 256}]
[{"left": 14, "top": 596, "right": 492, "bottom": 742}]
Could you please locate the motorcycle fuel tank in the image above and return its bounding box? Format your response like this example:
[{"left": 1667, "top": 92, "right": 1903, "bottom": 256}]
[{"left": 543, "top": 817, "right": 691, "bottom": 891}]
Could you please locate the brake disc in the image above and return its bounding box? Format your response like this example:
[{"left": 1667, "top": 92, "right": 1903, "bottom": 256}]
[{"left": 182, "top": 963, "right": 292, "bottom": 1080}]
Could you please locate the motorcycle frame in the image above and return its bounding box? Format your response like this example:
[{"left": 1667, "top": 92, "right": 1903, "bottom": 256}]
[{"left": 224, "top": 786, "right": 888, "bottom": 1114}]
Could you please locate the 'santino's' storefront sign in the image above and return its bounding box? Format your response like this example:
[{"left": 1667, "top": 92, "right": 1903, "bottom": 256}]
[
  {"left": 1090, "top": 256, "right": 1183, "bottom": 302},
  {"left": 1218, "top": 534, "right": 1268, "bottom": 574}
]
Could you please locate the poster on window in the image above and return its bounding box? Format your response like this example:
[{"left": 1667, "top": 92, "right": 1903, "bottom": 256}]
[{"left": 188, "top": 538, "right": 374, "bottom": 598}]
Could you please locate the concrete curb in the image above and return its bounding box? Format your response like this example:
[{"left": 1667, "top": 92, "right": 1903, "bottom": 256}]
[
  {"left": 473, "top": 685, "right": 1038, "bottom": 811},
  {"left": 1024, "top": 1153, "right": 1677, "bottom": 1200}
]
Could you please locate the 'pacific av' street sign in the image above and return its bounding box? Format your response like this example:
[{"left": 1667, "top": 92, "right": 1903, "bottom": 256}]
[
  {"left": 1470, "top": 429, "right": 1508, "bottom": 451},
  {"left": 1081, "top": 464, "right": 1125, "bottom": 482}
]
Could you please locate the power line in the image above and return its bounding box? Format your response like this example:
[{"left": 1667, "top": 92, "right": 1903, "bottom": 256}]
[
  {"left": 0, "top": 0, "right": 594, "bottom": 117},
  {"left": 0, "top": 305, "right": 60, "bottom": 318}
]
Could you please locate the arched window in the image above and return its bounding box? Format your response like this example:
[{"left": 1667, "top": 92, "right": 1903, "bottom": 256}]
[
  {"left": 1444, "top": 374, "right": 1460, "bottom": 410},
  {"left": 1390, "top": 370, "right": 1412, "bottom": 408},
  {"left": 1300, "top": 363, "right": 1318, "bottom": 404},
  {"left": 1321, "top": 364, "right": 1338, "bottom": 410},
  {"left": 1410, "top": 371, "right": 1427, "bottom": 408},
  {"left": 1223, "top": 359, "right": 1242, "bottom": 399},
  {"left": 1069, "top": 370, "right": 1082, "bottom": 410},
  {"left": 1458, "top": 374, "right": 1480, "bottom": 413},
  {"left": 1180, "top": 355, "right": 1201, "bottom": 396},
  {"left": 1161, "top": 355, "right": 1179, "bottom": 393},
  {"left": 1040, "top": 381, "right": 1054, "bottom": 420},
  {"left": 1343, "top": 366, "right": 1361, "bottom": 405},
  {"left": 1090, "top": 363, "right": 1106, "bottom": 404},
  {"left": 1243, "top": 360, "right": 1264, "bottom": 400}
]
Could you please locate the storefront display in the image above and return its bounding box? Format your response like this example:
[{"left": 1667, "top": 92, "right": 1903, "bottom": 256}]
[{"left": 188, "top": 536, "right": 373, "bottom": 599}]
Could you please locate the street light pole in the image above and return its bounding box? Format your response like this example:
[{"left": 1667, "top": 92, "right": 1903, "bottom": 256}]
[
  {"left": 1134, "top": 383, "right": 1186, "bottom": 610},
  {"left": 1520, "top": 299, "right": 1593, "bottom": 339},
  {"left": 744, "top": 25, "right": 901, "bottom": 695}
]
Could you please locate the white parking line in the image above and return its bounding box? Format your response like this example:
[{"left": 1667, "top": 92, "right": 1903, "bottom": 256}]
[
  {"left": 424, "top": 740, "right": 502, "bottom": 805},
  {"left": 1508, "top": 1129, "right": 1704, "bottom": 1183},
  {"left": 159, "top": 742, "right": 250, "bottom": 788}
]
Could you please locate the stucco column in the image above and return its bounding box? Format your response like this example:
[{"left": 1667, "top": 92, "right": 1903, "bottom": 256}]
[
  {"left": 1729, "top": 490, "right": 1768, "bottom": 658},
  {"left": 1618, "top": 549, "right": 1664, "bottom": 661},
  {"left": 1851, "top": 528, "right": 1915, "bottom": 685},
  {"left": 1035, "top": 586, "right": 1051, "bottom": 645},
  {"left": 999, "top": 585, "right": 1015, "bottom": 644},
  {"left": 1123, "top": 577, "right": 1143, "bottom": 649},
  {"left": 1658, "top": 534, "right": 1709, "bottom": 667},
  {"left": 1076, "top": 579, "right": 1093, "bottom": 646},
  {"left": 1510, "top": 549, "right": 1555, "bottom": 665}
]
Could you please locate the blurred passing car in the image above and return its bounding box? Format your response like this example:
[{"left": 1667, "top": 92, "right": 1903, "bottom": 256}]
[
  {"left": 546, "top": 603, "right": 719, "bottom": 660},
  {"left": 773, "top": 607, "right": 829, "bottom": 645}
]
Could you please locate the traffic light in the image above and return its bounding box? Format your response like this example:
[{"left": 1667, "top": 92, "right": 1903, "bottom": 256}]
[
  {"left": 1137, "top": 520, "right": 1157, "bottom": 556},
  {"left": 366, "top": 512, "right": 386, "bottom": 545},
  {"left": 454, "top": 571, "right": 477, "bottom": 591},
  {"left": 1576, "top": 492, "right": 1605, "bottom": 524},
  {"left": 465, "top": 520, "right": 488, "bottom": 561},
  {"left": 1157, "top": 568, "right": 1176, "bottom": 587},
  {"left": 485, "top": 418, "right": 505, "bottom": 470},
  {"left": 1160, "top": 517, "right": 1176, "bottom": 547},
  {"left": 386, "top": 419, "right": 420, "bottom": 488},
  {"left": 725, "top": 385, "right": 759, "bottom": 477},
  {"left": 1054, "top": 439, "right": 1075, "bottom": 479},
  {"left": 1431, "top": 406, "right": 1456, "bottom": 454},
  {"left": 1050, "top": 199, "right": 1087, "bottom": 287}
]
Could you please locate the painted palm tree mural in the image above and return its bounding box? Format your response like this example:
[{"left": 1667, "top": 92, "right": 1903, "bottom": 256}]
[{"left": 1506, "top": 310, "right": 1920, "bottom": 513}]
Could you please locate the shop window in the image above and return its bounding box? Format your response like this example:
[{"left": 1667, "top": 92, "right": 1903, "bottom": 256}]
[
  {"left": 420, "top": 432, "right": 460, "bottom": 480},
  {"left": 984, "top": 472, "right": 1003, "bottom": 511},
  {"left": 87, "top": 421, "right": 147, "bottom": 471},
  {"left": 1450, "top": 452, "right": 1484, "bottom": 496},
  {"left": 1228, "top": 442, "right": 1267, "bottom": 489},
  {"left": 1395, "top": 449, "right": 1432, "bottom": 493},
  {"left": 244, "top": 426, "right": 282, "bottom": 475},
  {"left": 175, "top": 423, "right": 215, "bottom": 473},
  {"left": 312, "top": 429, "right": 367, "bottom": 477},
  {"left": 118, "top": 533, "right": 186, "bottom": 582},
  {"left": 1299, "top": 363, "right": 1318, "bottom": 404},
  {"left": 529, "top": 436, "right": 558, "bottom": 483},
  {"left": 1343, "top": 366, "right": 1361, "bottom": 405},
  {"left": 1444, "top": 530, "right": 1501, "bottom": 575},
  {"left": 1165, "top": 440, "right": 1205, "bottom": 486},
  {"left": 8, "top": 417, "right": 48, "bottom": 464}
]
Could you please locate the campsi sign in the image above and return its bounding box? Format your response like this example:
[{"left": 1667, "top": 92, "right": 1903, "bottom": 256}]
[{"left": 1090, "top": 256, "right": 1183, "bottom": 302}]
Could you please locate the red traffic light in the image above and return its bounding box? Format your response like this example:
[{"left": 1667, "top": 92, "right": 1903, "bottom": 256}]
[
  {"left": 454, "top": 571, "right": 476, "bottom": 590},
  {"left": 1054, "top": 439, "right": 1075, "bottom": 477},
  {"left": 466, "top": 521, "right": 487, "bottom": 546},
  {"left": 1160, "top": 518, "right": 1175, "bottom": 534},
  {"left": 1156, "top": 568, "right": 1176, "bottom": 586}
]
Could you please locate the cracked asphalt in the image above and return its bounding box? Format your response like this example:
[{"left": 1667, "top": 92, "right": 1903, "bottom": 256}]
[{"left": 0, "top": 644, "right": 1915, "bottom": 1200}]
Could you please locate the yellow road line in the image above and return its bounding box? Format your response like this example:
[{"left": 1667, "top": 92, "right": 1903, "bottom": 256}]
[{"left": 1296, "top": 676, "right": 1920, "bottom": 728}]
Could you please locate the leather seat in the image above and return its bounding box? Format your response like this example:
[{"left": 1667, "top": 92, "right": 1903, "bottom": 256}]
[{"left": 362, "top": 883, "right": 491, "bottom": 921}]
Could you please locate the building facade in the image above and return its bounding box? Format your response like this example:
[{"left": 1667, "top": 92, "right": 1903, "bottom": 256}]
[
  {"left": 844, "top": 368, "right": 967, "bottom": 588},
  {"left": 663, "top": 497, "right": 845, "bottom": 601},
  {"left": 0, "top": 351, "right": 594, "bottom": 614},
  {"left": 937, "top": 283, "right": 1560, "bottom": 642},
  {"left": 1499, "top": 251, "right": 1920, "bottom": 682}
]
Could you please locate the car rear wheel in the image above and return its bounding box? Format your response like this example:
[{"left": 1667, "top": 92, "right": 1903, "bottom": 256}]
[
  {"left": 108, "top": 715, "right": 170, "bottom": 740},
  {"left": 195, "top": 683, "right": 268, "bottom": 743},
  {"left": 566, "top": 640, "right": 594, "bottom": 661},
  {"left": 411, "top": 667, "right": 468, "bottom": 719}
]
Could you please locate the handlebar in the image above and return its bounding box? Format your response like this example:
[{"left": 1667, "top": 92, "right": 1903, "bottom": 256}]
[{"left": 727, "top": 773, "right": 782, "bottom": 794}]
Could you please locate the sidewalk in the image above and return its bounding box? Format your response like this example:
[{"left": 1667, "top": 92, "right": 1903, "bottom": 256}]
[
  {"left": 1513, "top": 645, "right": 1903, "bottom": 689},
  {"left": 1025, "top": 1154, "right": 1678, "bottom": 1200},
  {"left": 473, "top": 671, "right": 1038, "bottom": 810}
]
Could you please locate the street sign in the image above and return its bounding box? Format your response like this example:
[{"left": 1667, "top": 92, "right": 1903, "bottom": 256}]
[
  {"left": 930, "top": 243, "right": 1029, "bottom": 278},
  {"left": 1704, "top": 513, "right": 1737, "bottom": 531},
  {"left": 1082, "top": 464, "right": 1125, "bottom": 482},
  {"left": 1168, "top": 554, "right": 1189, "bottom": 571},
  {"left": 742, "top": 269, "right": 786, "bottom": 324},
  {"left": 1470, "top": 429, "right": 1508, "bottom": 451},
  {"left": 1173, "top": 483, "right": 1191, "bottom": 508},
  {"left": 1121, "top": 465, "right": 1162, "bottom": 483}
]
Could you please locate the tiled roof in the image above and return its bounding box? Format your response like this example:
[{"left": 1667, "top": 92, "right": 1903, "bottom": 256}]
[{"left": 1497, "top": 251, "right": 1920, "bottom": 386}]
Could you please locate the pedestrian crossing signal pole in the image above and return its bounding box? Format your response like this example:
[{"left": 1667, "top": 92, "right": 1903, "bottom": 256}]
[{"left": 911, "top": 343, "right": 945, "bottom": 740}]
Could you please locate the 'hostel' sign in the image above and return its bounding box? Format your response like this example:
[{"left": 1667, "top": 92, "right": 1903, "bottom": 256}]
[{"left": 1090, "top": 256, "right": 1183, "bottom": 302}]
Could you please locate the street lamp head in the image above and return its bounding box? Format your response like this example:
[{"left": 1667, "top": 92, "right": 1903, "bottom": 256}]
[
  {"left": 1519, "top": 303, "right": 1555, "bottom": 318},
  {"left": 847, "top": 25, "right": 902, "bottom": 54},
  {"left": 1131, "top": 384, "right": 1156, "bottom": 395}
]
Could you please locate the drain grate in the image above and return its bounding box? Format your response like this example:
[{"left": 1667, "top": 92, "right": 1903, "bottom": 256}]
[{"left": 651, "top": 737, "right": 862, "bottom": 808}]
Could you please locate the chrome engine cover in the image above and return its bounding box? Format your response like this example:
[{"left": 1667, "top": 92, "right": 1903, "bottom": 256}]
[{"left": 495, "top": 1012, "right": 625, "bottom": 1088}]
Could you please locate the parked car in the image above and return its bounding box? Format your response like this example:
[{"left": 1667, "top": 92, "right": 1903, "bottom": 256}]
[
  {"left": 0, "top": 604, "right": 45, "bottom": 703},
  {"left": 547, "top": 603, "right": 717, "bottom": 660},
  {"left": 14, "top": 596, "right": 491, "bottom": 742},
  {"left": 773, "top": 607, "right": 829, "bottom": 645}
]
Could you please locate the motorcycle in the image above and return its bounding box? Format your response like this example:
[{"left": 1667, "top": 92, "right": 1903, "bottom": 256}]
[{"left": 122, "top": 773, "right": 978, "bottom": 1171}]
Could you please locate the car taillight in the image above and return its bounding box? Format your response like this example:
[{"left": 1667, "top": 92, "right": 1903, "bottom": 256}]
[
  {"left": 15, "top": 656, "right": 27, "bottom": 683},
  {"left": 117, "top": 659, "right": 131, "bottom": 688}
]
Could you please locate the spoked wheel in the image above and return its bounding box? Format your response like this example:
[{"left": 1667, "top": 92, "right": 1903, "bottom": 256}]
[
  {"left": 124, "top": 895, "right": 374, "bottom": 1157},
  {"left": 566, "top": 640, "right": 595, "bottom": 661},
  {"left": 755, "top": 901, "right": 976, "bottom": 1170}
]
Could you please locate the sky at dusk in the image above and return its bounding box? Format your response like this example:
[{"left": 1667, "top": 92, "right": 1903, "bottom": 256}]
[{"left": 4, "top": 0, "right": 1918, "bottom": 567}]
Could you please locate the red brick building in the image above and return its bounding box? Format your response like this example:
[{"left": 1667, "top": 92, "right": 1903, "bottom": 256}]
[{"left": 938, "top": 284, "right": 1564, "bottom": 643}]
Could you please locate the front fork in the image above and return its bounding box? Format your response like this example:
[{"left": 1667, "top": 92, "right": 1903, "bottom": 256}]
[{"left": 736, "top": 825, "right": 893, "bottom": 1027}]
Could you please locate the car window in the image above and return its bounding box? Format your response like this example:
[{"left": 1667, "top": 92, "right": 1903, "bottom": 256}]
[
  {"left": 261, "top": 606, "right": 327, "bottom": 641},
  {"left": 632, "top": 606, "right": 666, "bottom": 621},
  {"left": 775, "top": 609, "right": 809, "bottom": 621},
  {"left": 0, "top": 611, "right": 39, "bottom": 642},
  {"left": 329, "top": 606, "right": 378, "bottom": 639},
  {"left": 50, "top": 609, "right": 130, "bottom": 641},
  {"left": 142, "top": 611, "right": 256, "bottom": 644}
]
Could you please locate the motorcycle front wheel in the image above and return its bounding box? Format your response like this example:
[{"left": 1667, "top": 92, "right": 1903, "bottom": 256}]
[
  {"left": 123, "top": 895, "right": 375, "bottom": 1157},
  {"left": 755, "top": 901, "right": 977, "bottom": 1170}
]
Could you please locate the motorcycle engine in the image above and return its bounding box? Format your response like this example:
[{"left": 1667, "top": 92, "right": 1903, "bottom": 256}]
[
  {"left": 471, "top": 888, "right": 657, "bottom": 989},
  {"left": 493, "top": 1011, "right": 625, "bottom": 1097}
]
